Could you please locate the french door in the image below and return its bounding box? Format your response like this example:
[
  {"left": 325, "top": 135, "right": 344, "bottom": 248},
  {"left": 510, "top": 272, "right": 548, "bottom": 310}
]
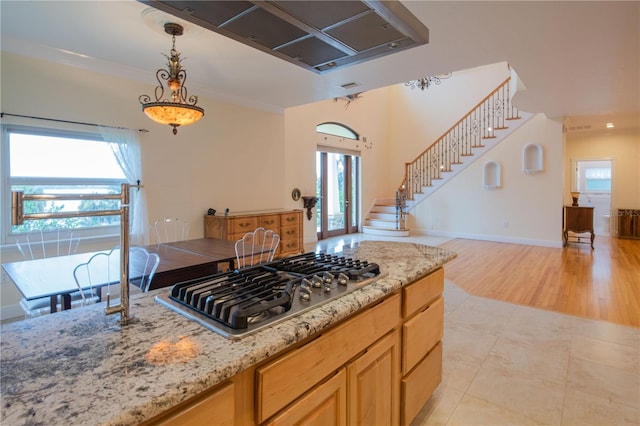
[{"left": 315, "top": 151, "right": 360, "bottom": 239}]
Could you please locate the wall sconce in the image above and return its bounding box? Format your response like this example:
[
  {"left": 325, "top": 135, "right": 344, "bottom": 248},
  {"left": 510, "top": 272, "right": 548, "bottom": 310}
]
[{"left": 301, "top": 196, "right": 319, "bottom": 221}]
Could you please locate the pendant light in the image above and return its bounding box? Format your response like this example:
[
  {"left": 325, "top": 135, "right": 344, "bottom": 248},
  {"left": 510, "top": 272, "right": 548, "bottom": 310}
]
[{"left": 139, "top": 23, "right": 204, "bottom": 135}]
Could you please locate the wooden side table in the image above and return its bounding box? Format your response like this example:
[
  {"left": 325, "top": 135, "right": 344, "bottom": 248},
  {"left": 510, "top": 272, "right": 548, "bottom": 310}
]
[{"left": 563, "top": 206, "right": 594, "bottom": 249}]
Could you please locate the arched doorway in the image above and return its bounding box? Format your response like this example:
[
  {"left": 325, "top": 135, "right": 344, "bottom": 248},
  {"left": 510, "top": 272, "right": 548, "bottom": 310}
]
[{"left": 315, "top": 123, "right": 361, "bottom": 240}]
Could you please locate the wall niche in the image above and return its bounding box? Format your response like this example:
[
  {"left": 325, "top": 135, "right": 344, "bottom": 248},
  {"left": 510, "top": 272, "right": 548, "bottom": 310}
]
[
  {"left": 483, "top": 161, "right": 501, "bottom": 189},
  {"left": 523, "top": 143, "right": 543, "bottom": 174}
]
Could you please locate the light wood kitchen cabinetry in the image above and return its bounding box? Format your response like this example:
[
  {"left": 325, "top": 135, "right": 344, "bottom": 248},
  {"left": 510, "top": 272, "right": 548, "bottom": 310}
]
[
  {"left": 400, "top": 267, "right": 444, "bottom": 426},
  {"left": 256, "top": 294, "right": 401, "bottom": 423},
  {"left": 144, "top": 381, "right": 235, "bottom": 426},
  {"left": 265, "top": 370, "right": 347, "bottom": 426},
  {"left": 144, "top": 268, "right": 444, "bottom": 426},
  {"left": 347, "top": 331, "right": 400, "bottom": 426},
  {"left": 204, "top": 210, "right": 303, "bottom": 257}
]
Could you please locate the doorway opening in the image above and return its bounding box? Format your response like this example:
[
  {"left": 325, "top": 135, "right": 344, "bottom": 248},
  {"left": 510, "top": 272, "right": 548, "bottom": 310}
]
[
  {"left": 573, "top": 159, "right": 613, "bottom": 235},
  {"left": 315, "top": 151, "right": 360, "bottom": 240}
]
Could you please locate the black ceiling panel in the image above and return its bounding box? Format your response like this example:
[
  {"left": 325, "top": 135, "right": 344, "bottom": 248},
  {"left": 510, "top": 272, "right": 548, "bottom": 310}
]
[
  {"left": 142, "top": 0, "right": 429, "bottom": 73},
  {"left": 326, "top": 12, "right": 405, "bottom": 52},
  {"left": 278, "top": 36, "right": 349, "bottom": 67},
  {"left": 221, "top": 7, "right": 307, "bottom": 50},
  {"left": 273, "top": 1, "right": 371, "bottom": 30}
]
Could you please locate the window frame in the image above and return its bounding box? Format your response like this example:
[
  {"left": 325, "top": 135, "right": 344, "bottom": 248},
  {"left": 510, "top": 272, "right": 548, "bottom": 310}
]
[
  {"left": 316, "top": 122, "right": 359, "bottom": 140},
  {"left": 1, "top": 124, "right": 126, "bottom": 245}
]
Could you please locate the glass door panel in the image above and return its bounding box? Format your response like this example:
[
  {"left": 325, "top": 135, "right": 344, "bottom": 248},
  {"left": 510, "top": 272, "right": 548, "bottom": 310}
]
[{"left": 316, "top": 151, "right": 359, "bottom": 239}]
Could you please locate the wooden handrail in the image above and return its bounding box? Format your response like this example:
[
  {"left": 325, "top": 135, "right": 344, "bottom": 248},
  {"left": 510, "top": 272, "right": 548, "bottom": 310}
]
[{"left": 397, "top": 77, "right": 515, "bottom": 195}]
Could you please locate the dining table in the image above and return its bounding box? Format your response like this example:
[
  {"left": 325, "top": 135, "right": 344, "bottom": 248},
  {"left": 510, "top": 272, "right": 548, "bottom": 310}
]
[{"left": 2, "top": 238, "right": 237, "bottom": 313}]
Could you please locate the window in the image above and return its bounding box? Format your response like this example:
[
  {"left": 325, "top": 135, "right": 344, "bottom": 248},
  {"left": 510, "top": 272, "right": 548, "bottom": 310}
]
[
  {"left": 584, "top": 167, "right": 611, "bottom": 192},
  {"left": 2, "top": 125, "right": 126, "bottom": 242},
  {"left": 316, "top": 122, "right": 359, "bottom": 140}
]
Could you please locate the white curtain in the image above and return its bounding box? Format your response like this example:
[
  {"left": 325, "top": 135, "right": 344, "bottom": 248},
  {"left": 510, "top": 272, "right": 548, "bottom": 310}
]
[{"left": 99, "top": 126, "right": 149, "bottom": 245}]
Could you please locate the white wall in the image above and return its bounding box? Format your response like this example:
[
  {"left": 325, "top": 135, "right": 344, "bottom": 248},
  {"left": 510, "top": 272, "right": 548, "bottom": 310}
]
[
  {"left": 564, "top": 128, "right": 640, "bottom": 210},
  {"left": 388, "top": 62, "right": 511, "bottom": 185},
  {"left": 283, "top": 88, "right": 392, "bottom": 244},
  {"left": 3, "top": 51, "right": 619, "bottom": 319},
  {"left": 564, "top": 127, "right": 640, "bottom": 235},
  {"left": 411, "top": 114, "right": 564, "bottom": 246},
  {"left": 1, "top": 52, "right": 286, "bottom": 315}
]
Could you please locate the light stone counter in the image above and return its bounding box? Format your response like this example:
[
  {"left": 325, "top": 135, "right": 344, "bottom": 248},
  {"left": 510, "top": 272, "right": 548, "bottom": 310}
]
[{"left": 1, "top": 241, "right": 456, "bottom": 425}]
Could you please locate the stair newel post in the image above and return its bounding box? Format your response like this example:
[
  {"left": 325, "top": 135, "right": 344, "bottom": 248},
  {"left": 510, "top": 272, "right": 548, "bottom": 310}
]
[{"left": 395, "top": 187, "right": 407, "bottom": 230}]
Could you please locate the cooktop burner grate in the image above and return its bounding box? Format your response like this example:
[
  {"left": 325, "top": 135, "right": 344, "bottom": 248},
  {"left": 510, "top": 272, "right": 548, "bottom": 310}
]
[
  {"left": 168, "top": 267, "right": 298, "bottom": 329},
  {"left": 156, "top": 251, "right": 384, "bottom": 339}
]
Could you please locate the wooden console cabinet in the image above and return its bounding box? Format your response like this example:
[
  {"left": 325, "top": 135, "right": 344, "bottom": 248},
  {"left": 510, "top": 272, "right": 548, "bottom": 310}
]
[
  {"left": 617, "top": 209, "right": 640, "bottom": 239},
  {"left": 563, "top": 206, "right": 594, "bottom": 249},
  {"left": 204, "top": 210, "right": 303, "bottom": 257},
  {"left": 143, "top": 268, "right": 445, "bottom": 426}
]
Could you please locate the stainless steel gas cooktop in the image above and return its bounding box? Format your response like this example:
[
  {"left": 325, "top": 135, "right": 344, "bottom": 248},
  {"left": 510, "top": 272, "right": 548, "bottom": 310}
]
[{"left": 156, "top": 252, "right": 385, "bottom": 340}]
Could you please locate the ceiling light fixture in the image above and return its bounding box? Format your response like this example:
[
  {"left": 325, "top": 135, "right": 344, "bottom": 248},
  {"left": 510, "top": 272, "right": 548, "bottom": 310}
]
[
  {"left": 405, "top": 73, "right": 452, "bottom": 91},
  {"left": 139, "top": 23, "right": 204, "bottom": 135},
  {"left": 606, "top": 122, "right": 615, "bottom": 128}
]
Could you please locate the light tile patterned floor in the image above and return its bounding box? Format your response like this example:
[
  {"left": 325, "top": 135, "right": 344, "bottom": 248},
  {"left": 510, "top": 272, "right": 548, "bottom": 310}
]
[
  {"left": 311, "top": 234, "right": 640, "bottom": 426},
  {"left": 412, "top": 280, "right": 640, "bottom": 426}
]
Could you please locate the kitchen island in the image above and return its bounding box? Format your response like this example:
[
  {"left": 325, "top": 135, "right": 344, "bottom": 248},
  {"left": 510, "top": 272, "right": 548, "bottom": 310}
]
[{"left": 0, "top": 241, "right": 456, "bottom": 425}]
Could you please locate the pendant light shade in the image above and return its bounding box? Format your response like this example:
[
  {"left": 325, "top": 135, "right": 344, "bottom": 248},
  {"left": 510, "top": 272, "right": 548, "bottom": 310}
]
[{"left": 139, "top": 23, "right": 204, "bottom": 135}]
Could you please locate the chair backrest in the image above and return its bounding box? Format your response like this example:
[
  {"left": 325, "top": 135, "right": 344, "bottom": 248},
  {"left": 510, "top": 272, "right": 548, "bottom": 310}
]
[
  {"left": 73, "top": 251, "right": 113, "bottom": 305},
  {"left": 235, "top": 227, "right": 280, "bottom": 269},
  {"left": 153, "top": 217, "right": 190, "bottom": 244},
  {"left": 129, "top": 247, "right": 160, "bottom": 292},
  {"left": 17, "top": 229, "right": 80, "bottom": 259}
]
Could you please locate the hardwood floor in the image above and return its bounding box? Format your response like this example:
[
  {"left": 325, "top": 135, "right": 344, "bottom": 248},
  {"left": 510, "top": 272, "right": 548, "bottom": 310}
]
[{"left": 439, "top": 235, "right": 640, "bottom": 328}]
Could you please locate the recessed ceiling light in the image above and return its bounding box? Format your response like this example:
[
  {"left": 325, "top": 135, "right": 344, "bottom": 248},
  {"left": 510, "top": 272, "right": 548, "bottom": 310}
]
[{"left": 606, "top": 122, "right": 615, "bottom": 128}]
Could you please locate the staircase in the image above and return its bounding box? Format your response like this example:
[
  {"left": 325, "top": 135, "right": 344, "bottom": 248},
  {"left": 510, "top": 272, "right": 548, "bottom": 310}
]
[
  {"left": 363, "top": 75, "right": 533, "bottom": 237},
  {"left": 362, "top": 198, "right": 409, "bottom": 237}
]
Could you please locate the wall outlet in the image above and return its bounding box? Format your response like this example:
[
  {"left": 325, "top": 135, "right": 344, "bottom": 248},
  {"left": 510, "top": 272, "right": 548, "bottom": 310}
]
[{"left": 503, "top": 219, "right": 508, "bottom": 228}]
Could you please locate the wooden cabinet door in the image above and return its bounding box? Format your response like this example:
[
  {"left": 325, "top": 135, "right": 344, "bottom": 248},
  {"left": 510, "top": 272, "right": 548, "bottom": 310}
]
[
  {"left": 265, "top": 370, "right": 347, "bottom": 426},
  {"left": 347, "top": 331, "right": 400, "bottom": 426},
  {"left": 149, "top": 382, "right": 235, "bottom": 426}
]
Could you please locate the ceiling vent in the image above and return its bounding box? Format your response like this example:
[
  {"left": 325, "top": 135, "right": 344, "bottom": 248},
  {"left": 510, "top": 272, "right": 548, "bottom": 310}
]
[{"left": 141, "top": 1, "right": 429, "bottom": 73}]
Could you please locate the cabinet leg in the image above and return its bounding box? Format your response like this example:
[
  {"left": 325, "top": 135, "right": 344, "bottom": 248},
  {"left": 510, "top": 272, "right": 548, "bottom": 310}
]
[{"left": 590, "top": 232, "right": 595, "bottom": 249}]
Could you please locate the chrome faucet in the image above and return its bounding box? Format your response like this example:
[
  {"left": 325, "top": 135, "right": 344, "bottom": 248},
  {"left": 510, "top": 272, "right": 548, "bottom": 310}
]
[{"left": 11, "top": 182, "right": 140, "bottom": 325}]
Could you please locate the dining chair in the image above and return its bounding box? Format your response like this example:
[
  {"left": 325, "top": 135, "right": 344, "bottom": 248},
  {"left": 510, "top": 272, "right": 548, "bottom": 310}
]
[
  {"left": 16, "top": 229, "right": 80, "bottom": 260},
  {"left": 72, "top": 251, "right": 113, "bottom": 307},
  {"left": 153, "top": 217, "right": 190, "bottom": 244},
  {"left": 17, "top": 229, "right": 82, "bottom": 318},
  {"left": 128, "top": 247, "right": 160, "bottom": 292},
  {"left": 235, "top": 227, "right": 280, "bottom": 269}
]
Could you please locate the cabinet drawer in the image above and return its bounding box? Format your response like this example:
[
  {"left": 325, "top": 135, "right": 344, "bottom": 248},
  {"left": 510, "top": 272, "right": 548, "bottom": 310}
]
[
  {"left": 402, "top": 297, "right": 443, "bottom": 375},
  {"left": 279, "top": 239, "right": 301, "bottom": 256},
  {"left": 401, "top": 342, "right": 442, "bottom": 426},
  {"left": 230, "top": 217, "right": 258, "bottom": 234},
  {"left": 280, "top": 225, "right": 300, "bottom": 241},
  {"left": 256, "top": 293, "right": 401, "bottom": 423},
  {"left": 259, "top": 215, "right": 280, "bottom": 231},
  {"left": 280, "top": 212, "right": 301, "bottom": 226},
  {"left": 402, "top": 268, "right": 443, "bottom": 318}
]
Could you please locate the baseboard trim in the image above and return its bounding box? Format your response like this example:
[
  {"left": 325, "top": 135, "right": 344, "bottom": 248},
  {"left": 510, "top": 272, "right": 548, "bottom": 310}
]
[{"left": 414, "top": 229, "right": 563, "bottom": 248}]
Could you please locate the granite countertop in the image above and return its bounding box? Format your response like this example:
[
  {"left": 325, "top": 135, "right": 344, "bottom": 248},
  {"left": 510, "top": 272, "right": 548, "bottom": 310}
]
[{"left": 1, "top": 241, "right": 456, "bottom": 425}]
